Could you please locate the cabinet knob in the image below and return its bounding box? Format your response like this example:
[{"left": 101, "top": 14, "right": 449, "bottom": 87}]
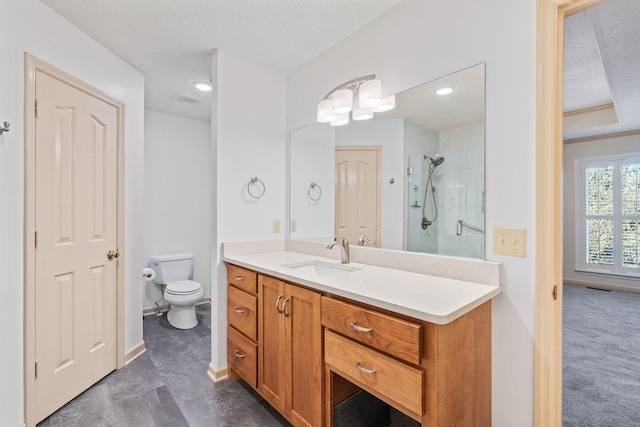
[{"left": 234, "top": 350, "right": 245, "bottom": 359}]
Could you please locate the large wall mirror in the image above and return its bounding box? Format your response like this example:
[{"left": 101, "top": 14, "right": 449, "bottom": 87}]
[{"left": 289, "top": 63, "right": 485, "bottom": 259}]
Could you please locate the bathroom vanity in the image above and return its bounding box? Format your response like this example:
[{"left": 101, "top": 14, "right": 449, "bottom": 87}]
[{"left": 224, "top": 247, "right": 500, "bottom": 427}]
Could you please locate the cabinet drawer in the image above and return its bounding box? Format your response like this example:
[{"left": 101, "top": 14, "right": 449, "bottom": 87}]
[
  {"left": 227, "top": 264, "right": 257, "bottom": 294},
  {"left": 325, "top": 330, "right": 423, "bottom": 417},
  {"left": 228, "top": 326, "right": 257, "bottom": 388},
  {"left": 322, "top": 297, "right": 422, "bottom": 365},
  {"left": 227, "top": 285, "right": 257, "bottom": 340}
]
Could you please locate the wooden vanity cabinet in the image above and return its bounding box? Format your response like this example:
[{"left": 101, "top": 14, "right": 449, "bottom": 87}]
[
  {"left": 258, "top": 274, "right": 322, "bottom": 427},
  {"left": 323, "top": 296, "right": 492, "bottom": 427},
  {"left": 225, "top": 262, "right": 492, "bottom": 427},
  {"left": 225, "top": 265, "right": 258, "bottom": 388}
]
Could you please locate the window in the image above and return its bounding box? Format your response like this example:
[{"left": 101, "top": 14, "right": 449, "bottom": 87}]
[{"left": 576, "top": 153, "right": 640, "bottom": 277}]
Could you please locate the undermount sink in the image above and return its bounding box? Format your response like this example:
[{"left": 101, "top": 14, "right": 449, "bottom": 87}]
[{"left": 281, "top": 260, "right": 361, "bottom": 277}]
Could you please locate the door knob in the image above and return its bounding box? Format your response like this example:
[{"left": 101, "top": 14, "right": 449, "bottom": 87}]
[{"left": 107, "top": 249, "right": 120, "bottom": 260}]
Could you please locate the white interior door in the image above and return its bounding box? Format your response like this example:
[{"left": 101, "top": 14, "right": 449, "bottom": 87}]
[
  {"left": 34, "top": 69, "right": 119, "bottom": 422},
  {"left": 335, "top": 147, "right": 380, "bottom": 246}
]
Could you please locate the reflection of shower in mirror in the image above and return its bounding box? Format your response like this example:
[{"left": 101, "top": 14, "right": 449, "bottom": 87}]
[{"left": 421, "top": 154, "right": 444, "bottom": 230}]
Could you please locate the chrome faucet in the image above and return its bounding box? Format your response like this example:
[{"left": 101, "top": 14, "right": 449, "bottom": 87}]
[
  {"left": 327, "top": 237, "right": 350, "bottom": 264},
  {"left": 357, "top": 234, "right": 377, "bottom": 247}
]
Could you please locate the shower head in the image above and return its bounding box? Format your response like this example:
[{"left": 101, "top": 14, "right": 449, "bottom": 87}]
[{"left": 429, "top": 156, "right": 445, "bottom": 167}]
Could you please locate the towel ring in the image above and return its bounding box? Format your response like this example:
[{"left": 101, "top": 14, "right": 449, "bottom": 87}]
[
  {"left": 308, "top": 182, "right": 322, "bottom": 201},
  {"left": 247, "top": 177, "right": 265, "bottom": 199}
]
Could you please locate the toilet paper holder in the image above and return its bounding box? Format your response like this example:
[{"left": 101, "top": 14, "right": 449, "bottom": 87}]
[{"left": 142, "top": 267, "right": 156, "bottom": 281}]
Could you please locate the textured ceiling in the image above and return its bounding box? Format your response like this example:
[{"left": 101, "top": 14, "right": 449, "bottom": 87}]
[
  {"left": 563, "top": 0, "right": 640, "bottom": 140},
  {"left": 39, "top": 0, "right": 405, "bottom": 120}
]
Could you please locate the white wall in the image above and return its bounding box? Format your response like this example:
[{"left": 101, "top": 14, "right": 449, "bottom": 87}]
[
  {"left": 336, "top": 119, "right": 405, "bottom": 249},
  {"left": 287, "top": 0, "right": 536, "bottom": 425},
  {"left": 0, "top": 1, "right": 145, "bottom": 425},
  {"left": 143, "top": 110, "right": 211, "bottom": 309},
  {"left": 211, "top": 49, "right": 287, "bottom": 370},
  {"left": 563, "top": 135, "right": 640, "bottom": 290},
  {"left": 290, "top": 124, "right": 336, "bottom": 240}
]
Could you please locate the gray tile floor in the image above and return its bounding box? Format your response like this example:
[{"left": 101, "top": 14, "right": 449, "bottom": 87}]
[
  {"left": 38, "top": 304, "right": 290, "bottom": 427},
  {"left": 38, "top": 303, "right": 417, "bottom": 427}
]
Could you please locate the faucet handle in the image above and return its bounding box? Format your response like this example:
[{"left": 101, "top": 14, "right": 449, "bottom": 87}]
[{"left": 357, "top": 234, "right": 369, "bottom": 246}]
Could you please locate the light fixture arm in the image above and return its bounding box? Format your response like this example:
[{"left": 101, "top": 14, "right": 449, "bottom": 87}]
[{"left": 322, "top": 74, "right": 376, "bottom": 100}]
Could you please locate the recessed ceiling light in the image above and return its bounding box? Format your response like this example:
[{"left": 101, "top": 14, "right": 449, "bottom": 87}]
[
  {"left": 435, "top": 86, "right": 455, "bottom": 96},
  {"left": 193, "top": 81, "right": 213, "bottom": 92}
]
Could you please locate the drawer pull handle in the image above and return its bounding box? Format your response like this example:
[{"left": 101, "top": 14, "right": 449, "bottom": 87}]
[
  {"left": 234, "top": 350, "right": 245, "bottom": 359},
  {"left": 354, "top": 361, "right": 376, "bottom": 374},
  {"left": 282, "top": 298, "right": 290, "bottom": 317},
  {"left": 350, "top": 322, "right": 373, "bottom": 333},
  {"left": 234, "top": 307, "right": 245, "bottom": 314},
  {"left": 234, "top": 276, "right": 245, "bottom": 281},
  {"left": 276, "top": 295, "right": 284, "bottom": 313}
]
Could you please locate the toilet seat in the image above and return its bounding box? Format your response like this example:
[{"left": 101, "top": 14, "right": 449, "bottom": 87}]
[{"left": 166, "top": 280, "right": 201, "bottom": 295}]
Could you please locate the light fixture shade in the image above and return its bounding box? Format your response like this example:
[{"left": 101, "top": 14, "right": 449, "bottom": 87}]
[
  {"left": 359, "top": 79, "right": 382, "bottom": 108},
  {"left": 332, "top": 89, "right": 353, "bottom": 114},
  {"left": 372, "top": 95, "right": 396, "bottom": 112},
  {"left": 330, "top": 113, "right": 349, "bottom": 126},
  {"left": 317, "top": 99, "right": 335, "bottom": 123},
  {"left": 352, "top": 106, "right": 374, "bottom": 121}
]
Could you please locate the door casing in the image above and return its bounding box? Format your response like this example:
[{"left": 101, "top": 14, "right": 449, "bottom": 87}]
[
  {"left": 23, "top": 54, "right": 125, "bottom": 427},
  {"left": 535, "top": 0, "right": 607, "bottom": 426}
]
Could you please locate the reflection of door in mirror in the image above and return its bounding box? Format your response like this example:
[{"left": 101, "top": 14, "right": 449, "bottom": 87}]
[{"left": 335, "top": 146, "right": 381, "bottom": 247}]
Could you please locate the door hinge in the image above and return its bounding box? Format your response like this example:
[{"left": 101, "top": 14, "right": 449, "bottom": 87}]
[
  {"left": 35, "top": 100, "right": 38, "bottom": 118},
  {"left": 552, "top": 285, "right": 558, "bottom": 300},
  {"left": 35, "top": 230, "right": 38, "bottom": 248},
  {"left": 35, "top": 361, "right": 38, "bottom": 379}
]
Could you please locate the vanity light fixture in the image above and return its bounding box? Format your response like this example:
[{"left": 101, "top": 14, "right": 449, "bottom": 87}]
[
  {"left": 317, "top": 74, "right": 395, "bottom": 126},
  {"left": 193, "top": 80, "right": 213, "bottom": 92},
  {"left": 435, "top": 86, "right": 455, "bottom": 96}
]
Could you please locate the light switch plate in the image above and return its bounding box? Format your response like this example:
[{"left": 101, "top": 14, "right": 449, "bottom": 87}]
[
  {"left": 273, "top": 219, "right": 281, "bottom": 233},
  {"left": 290, "top": 219, "right": 296, "bottom": 233},
  {"left": 493, "top": 227, "right": 526, "bottom": 257}
]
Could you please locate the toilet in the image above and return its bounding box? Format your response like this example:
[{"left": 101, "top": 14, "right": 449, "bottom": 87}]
[{"left": 149, "top": 252, "right": 204, "bottom": 329}]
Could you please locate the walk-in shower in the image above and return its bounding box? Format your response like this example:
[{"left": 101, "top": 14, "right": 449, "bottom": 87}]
[{"left": 421, "top": 155, "right": 445, "bottom": 230}]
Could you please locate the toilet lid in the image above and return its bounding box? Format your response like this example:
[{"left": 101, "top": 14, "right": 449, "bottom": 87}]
[{"left": 166, "top": 280, "right": 201, "bottom": 295}]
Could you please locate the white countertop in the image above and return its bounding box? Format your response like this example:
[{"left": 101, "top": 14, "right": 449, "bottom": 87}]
[{"left": 223, "top": 250, "right": 502, "bottom": 325}]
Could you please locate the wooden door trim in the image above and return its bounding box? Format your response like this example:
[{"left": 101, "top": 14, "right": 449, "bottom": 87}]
[
  {"left": 23, "top": 54, "right": 125, "bottom": 427},
  {"left": 535, "top": 1, "right": 607, "bottom": 426},
  {"left": 335, "top": 145, "right": 382, "bottom": 247}
]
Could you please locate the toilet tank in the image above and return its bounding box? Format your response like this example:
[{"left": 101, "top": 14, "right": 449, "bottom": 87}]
[{"left": 149, "top": 252, "right": 194, "bottom": 285}]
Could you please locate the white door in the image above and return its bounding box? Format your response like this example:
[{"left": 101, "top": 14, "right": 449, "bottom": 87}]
[
  {"left": 335, "top": 147, "right": 380, "bottom": 246},
  {"left": 34, "top": 69, "right": 119, "bottom": 422}
]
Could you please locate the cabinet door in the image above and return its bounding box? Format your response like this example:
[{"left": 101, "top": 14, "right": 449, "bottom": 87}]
[
  {"left": 286, "top": 284, "right": 322, "bottom": 427},
  {"left": 258, "top": 275, "right": 286, "bottom": 413}
]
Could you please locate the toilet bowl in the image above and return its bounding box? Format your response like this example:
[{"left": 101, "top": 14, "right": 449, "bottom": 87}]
[
  {"left": 164, "top": 280, "right": 204, "bottom": 329},
  {"left": 149, "top": 252, "right": 203, "bottom": 329}
]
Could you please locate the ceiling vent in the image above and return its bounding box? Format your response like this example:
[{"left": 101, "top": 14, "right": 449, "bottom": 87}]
[{"left": 172, "top": 93, "right": 203, "bottom": 105}]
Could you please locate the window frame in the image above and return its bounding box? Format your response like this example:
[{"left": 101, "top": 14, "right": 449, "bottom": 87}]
[{"left": 575, "top": 152, "right": 640, "bottom": 278}]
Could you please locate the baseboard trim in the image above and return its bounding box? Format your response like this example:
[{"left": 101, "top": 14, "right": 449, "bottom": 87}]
[
  {"left": 143, "top": 297, "right": 211, "bottom": 317},
  {"left": 564, "top": 278, "right": 640, "bottom": 294},
  {"left": 124, "top": 342, "right": 146, "bottom": 365},
  {"left": 207, "top": 364, "right": 228, "bottom": 383}
]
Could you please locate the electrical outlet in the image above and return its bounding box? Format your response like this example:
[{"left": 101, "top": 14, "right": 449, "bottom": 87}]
[
  {"left": 273, "top": 219, "right": 281, "bottom": 233},
  {"left": 493, "top": 227, "right": 526, "bottom": 257},
  {"left": 290, "top": 219, "right": 297, "bottom": 233}
]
